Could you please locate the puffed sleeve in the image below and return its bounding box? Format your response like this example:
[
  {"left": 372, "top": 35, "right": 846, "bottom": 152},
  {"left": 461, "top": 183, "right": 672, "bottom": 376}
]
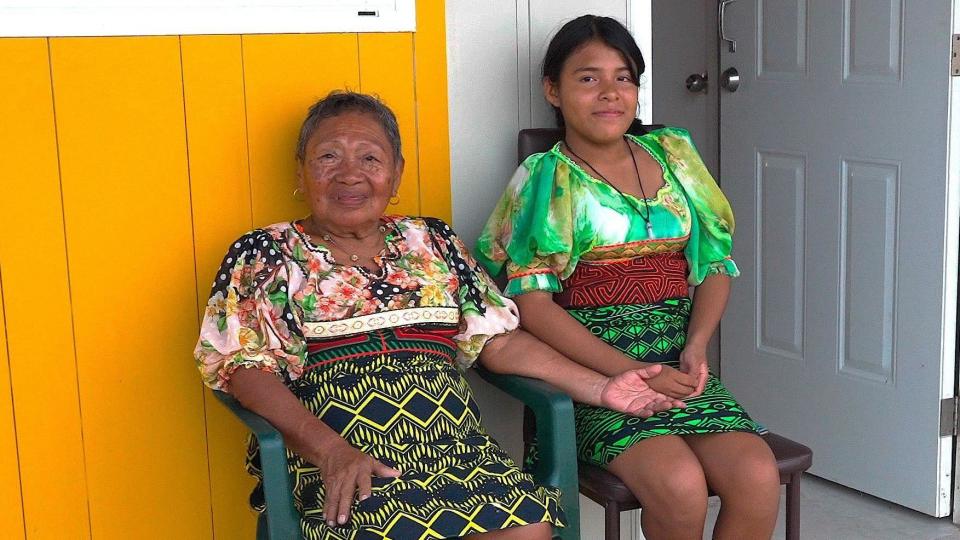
[
  {"left": 424, "top": 218, "right": 520, "bottom": 369},
  {"left": 654, "top": 127, "right": 741, "bottom": 285},
  {"left": 475, "top": 153, "right": 592, "bottom": 296},
  {"left": 194, "top": 229, "right": 307, "bottom": 390}
]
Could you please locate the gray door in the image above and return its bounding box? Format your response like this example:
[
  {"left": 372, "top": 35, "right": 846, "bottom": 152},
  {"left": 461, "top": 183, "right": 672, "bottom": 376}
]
[
  {"left": 650, "top": 1, "right": 723, "bottom": 374},
  {"left": 717, "top": 0, "right": 956, "bottom": 516},
  {"left": 651, "top": 1, "right": 719, "bottom": 175}
]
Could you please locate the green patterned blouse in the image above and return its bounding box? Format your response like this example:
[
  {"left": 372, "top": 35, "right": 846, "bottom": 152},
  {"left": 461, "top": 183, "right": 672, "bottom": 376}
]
[{"left": 475, "top": 127, "right": 739, "bottom": 297}]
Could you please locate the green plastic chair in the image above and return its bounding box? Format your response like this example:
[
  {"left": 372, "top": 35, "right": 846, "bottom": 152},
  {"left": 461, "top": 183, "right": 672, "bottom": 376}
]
[
  {"left": 474, "top": 368, "right": 581, "bottom": 540},
  {"left": 214, "top": 379, "right": 580, "bottom": 540},
  {"left": 213, "top": 390, "right": 301, "bottom": 540}
]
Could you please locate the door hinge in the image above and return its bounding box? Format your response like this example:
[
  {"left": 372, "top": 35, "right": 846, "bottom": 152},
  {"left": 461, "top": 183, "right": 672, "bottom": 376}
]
[
  {"left": 952, "top": 34, "right": 960, "bottom": 77},
  {"left": 941, "top": 396, "right": 958, "bottom": 436}
]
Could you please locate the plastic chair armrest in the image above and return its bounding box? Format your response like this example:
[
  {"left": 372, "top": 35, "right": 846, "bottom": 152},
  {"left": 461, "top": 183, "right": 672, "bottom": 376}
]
[
  {"left": 213, "top": 390, "right": 301, "bottom": 540},
  {"left": 476, "top": 368, "right": 581, "bottom": 540}
]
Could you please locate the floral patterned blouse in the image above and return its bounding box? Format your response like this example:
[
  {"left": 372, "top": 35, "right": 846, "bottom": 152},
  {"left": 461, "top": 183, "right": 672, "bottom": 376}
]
[{"left": 194, "top": 217, "right": 519, "bottom": 391}]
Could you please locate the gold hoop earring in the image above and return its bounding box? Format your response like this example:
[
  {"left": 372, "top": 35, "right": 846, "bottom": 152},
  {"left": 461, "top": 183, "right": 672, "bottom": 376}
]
[
  {"left": 389, "top": 195, "right": 400, "bottom": 205},
  {"left": 293, "top": 187, "right": 304, "bottom": 201}
]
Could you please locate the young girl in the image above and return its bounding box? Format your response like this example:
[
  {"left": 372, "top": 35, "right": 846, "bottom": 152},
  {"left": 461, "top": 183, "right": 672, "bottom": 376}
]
[{"left": 476, "top": 15, "right": 781, "bottom": 540}]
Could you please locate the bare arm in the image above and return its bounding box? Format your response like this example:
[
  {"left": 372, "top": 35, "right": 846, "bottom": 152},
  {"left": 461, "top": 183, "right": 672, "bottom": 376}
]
[
  {"left": 479, "top": 328, "right": 684, "bottom": 416},
  {"left": 512, "top": 291, "right": 642, "bottom": 376},
  {"left": 229, "top": 367, "right": 337, "bottom": 458},
  {"left": 513, "top": 291, "right": 699, "bottom": 398},
  {"left": 479, "top": 328, "right": 604, "bottom": 402},
  {"left": 229, "top": 368, "right": 399, "bottom": 527},
  {"left": 686, "top": 273, "right": 730, "bottom": 350},
  {"left": 679, "top": 273, "right": 731, "bottom": 395}
]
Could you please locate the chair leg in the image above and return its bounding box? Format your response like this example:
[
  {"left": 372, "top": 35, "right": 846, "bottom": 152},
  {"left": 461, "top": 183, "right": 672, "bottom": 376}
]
[
  {"left": 785, "top": 473, "right": 801, "bottom": 540},
  {"left": 604, "top": 501, "right": 620, "bottom": 540},
  {"left": 256, "top": 511, "right": 269, "bottom": 540}
]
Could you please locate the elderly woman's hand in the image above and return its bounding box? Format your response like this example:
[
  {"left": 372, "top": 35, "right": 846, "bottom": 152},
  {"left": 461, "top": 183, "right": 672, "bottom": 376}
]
[
  {"left": 312, "top": 435, "right": 401, "bottom": 527},
  {"left": 600, "top": 364, "right": 686, "bottom": 417},
  {"left": 227, "top": 368, "right": 402, "bottom": 528}
]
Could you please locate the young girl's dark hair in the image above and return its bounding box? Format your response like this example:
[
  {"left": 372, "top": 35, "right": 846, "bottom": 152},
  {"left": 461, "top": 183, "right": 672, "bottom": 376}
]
[{"left": 541, "top": 14, "right": 649, "bottom": 133}]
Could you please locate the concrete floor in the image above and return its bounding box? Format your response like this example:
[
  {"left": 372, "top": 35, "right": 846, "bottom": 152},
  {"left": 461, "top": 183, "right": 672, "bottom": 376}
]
[
  {"left": 753, "top": 476, "right": 960, "bottom": 540},
  {"left": 612, "top": 475, "right": 960, "bottom": 539}
]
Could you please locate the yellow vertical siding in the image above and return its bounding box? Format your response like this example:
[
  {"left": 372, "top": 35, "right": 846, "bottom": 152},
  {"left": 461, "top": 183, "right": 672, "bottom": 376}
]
[
  {"left": 243, "top": 33, "right": 360, "bottom": 226},
  {"left": 0, "top": 279, "right": 26, "bottom": 539},
  {"left": 0, "top": 1, "right": 451, "bottom": 537},
  {"left": 49, "top": 36, "right": 211, "bottom": 538},
  {"left": 0, "top": 37, "right": 91, "bottom": 539},
  {"left": 180, "top": 35, "right": 259, "bottom": 540},
  {"left": 413, "top": 3, "right": 452, "bottom": 220},
  {"left": 359, "top": 33, "right": 421, "bottom": 217}
]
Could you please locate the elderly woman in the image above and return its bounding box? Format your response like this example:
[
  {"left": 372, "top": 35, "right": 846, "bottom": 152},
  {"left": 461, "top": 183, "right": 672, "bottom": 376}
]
[{"left": 194, "top": 91, "right": 680, "bottom": 540}]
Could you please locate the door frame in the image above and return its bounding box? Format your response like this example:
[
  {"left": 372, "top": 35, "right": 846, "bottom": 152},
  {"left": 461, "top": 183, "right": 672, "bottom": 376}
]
[{"left": 950, "top": 0, "right": 960, "bottom": 524}]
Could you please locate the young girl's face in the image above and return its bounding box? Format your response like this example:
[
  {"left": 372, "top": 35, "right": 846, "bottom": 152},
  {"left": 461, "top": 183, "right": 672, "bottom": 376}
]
[{"left": 544, "top": 39, "right": 639, "bottom": 146}]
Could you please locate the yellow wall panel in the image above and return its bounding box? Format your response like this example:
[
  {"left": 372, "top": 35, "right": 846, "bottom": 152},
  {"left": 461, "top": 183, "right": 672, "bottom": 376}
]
[
  {"left": 49, "top": 37, "right": 211, "bottom": 539},
  {"left": 180, "top": 34, "right": 258, "bottom": 540},
  {"left": 181, "top": 35, "right": 254, "bottom": 310},
  {"left": 359, "top": 33, "right": 420, "bottom": 218},
  {"left": 242, "top": 34, "right": 361, "bottom": 227},
  {"left": 0, "top": 279, "right": 25, "bottom": 539},
  {"left": 413, "top": 1, "right": 452, "bottom": 222},
  {"left": 1, "top": 2, "right": 450, "bottom": 534},
  {"left": 0, "top": 37, "right": 91, "bottom": 539}
]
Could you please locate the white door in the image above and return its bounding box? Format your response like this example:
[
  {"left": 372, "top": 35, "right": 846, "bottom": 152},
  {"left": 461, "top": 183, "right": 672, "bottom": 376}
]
[{"left": 718, "top": 0, "right": 957, "bottom": 516}]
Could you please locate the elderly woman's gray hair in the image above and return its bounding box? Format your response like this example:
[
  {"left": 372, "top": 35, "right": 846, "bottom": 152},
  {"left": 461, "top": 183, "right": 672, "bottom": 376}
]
[{"left": 296, "top": 91, "right": 402, "bottom": 163}]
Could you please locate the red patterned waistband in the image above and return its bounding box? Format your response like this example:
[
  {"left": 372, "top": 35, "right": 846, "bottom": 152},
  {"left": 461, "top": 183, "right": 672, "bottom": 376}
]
[
  {"left": 303, "top": 325, "right": 459, "bottom": 371},
  {"left": 555, "top": 251, "right": 689, "bottom": 308}
]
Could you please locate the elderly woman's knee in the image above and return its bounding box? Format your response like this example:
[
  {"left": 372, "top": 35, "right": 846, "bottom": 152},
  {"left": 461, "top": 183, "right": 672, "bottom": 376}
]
[{"left": 465, "top": 522, "right": 552, "bottom": 540}]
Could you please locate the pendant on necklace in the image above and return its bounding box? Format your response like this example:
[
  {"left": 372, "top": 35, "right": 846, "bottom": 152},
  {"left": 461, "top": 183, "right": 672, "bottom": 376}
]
[
  {"left": 349, "top": 254, "right": 359, "bottom": 262},
  {"left": 646, "top": 221, "right": 654, "bottom": 239}
]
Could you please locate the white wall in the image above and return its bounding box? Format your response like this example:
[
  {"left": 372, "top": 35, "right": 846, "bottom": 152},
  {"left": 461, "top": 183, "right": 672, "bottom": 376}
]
[
  {"left": 447, "top": 0, "right": 630, "bottom": 245},
  {"left": 446, "top": 1, "right": 643, "bottom": 538}
]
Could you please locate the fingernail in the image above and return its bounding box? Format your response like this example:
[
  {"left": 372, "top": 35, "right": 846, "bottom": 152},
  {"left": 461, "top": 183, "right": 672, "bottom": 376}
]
[
  {"left": 338, "top": 514, "right": 347, "bottom": 524},
  {"left": 327, "top": 520, "right": 335, "bottom": 527},
  {"left": 360, "top": 494, "right": 369, "bottom": 501}
]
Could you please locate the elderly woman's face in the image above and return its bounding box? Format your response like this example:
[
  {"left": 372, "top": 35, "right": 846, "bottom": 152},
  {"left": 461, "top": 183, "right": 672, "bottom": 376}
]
[{"left": 297, "top": 111, "right": 403, "bottom": 231}]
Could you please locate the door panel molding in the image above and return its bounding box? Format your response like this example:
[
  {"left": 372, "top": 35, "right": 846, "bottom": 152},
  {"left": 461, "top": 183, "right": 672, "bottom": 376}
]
[
  {"left": 842, "top": 0, "right": 904, "bottom": 84},
  {"left": 837, "top": 157, "right": 900, "bottom": 385},
  {"left": 757, "top": 0, "right": 808, "bottom": 80},
  {"left": 756, "top": 149, "right": 807, "bottom": 362}
]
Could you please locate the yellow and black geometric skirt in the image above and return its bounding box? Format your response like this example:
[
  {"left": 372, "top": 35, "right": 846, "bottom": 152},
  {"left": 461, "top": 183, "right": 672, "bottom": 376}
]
[{"left": 245, "top": 325, "right": 564, "bottom": 539}]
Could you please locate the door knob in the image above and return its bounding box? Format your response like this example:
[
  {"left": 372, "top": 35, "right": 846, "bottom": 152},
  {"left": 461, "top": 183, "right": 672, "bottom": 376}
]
[
  {"left": 720, "top": 67, "right": 740, "bottom": 92},
  {"left": 685, "top": 72, "right": 708, "bottom": 93}
]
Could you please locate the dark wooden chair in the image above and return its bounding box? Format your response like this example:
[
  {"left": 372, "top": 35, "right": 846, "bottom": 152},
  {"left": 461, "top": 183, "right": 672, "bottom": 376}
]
[
  {"left": 500, "top": 127, "right": 814, "bottom": 540},
  {"left": 576, "top": 433, "right": 811, "bottom": 540}
]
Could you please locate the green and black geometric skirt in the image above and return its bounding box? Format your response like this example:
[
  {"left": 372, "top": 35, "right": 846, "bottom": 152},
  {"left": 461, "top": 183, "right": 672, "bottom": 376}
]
[{"left": 558, "top": 252, "right": 765, "bottom": 467}]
